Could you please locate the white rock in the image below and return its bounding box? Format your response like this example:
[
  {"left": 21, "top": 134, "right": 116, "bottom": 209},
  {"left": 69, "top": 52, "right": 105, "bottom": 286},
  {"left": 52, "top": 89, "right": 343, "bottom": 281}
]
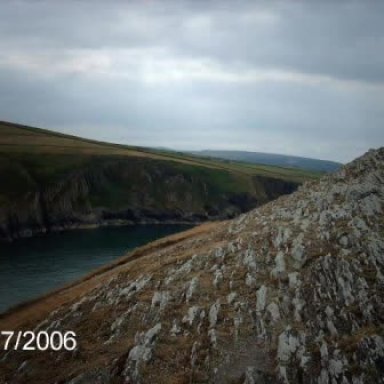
[
  {"left": 182, "top": 306, "right": 200, "bottom": 326},
  {"left": 129, "top": 345, "right": 152, "bottom": 363},
  {"left": 214, "top": 247, "right": 225, "bottom": 260},
  {"left": 213, "top": 269, "right": 224, "bottom": 288},
  {"left": 329, "top": 358, "right": 343, "bottom": 378},
  {"left": 288, "top": 272, "right": 300, "bottom": 289},
  {"left": 273, "top": 226, "right": 291, "bottom": 248},
  {"left": 151, "top": 291, "right": 170, "bottom": 310},
  {"left": 327, "top": 320, "right": 338, "bottom": 337},
  {"left": 186, "top": 277, "right": 199, "bottom": 302},
  {"left": 256, "top": 285, "right": 267, "bottom": 312},
  {"left": 278, "top": 329, "right": 300, "bottom": 362},
  {"left": 170, "top": 320, "right": 182, "bottom": 336},
  {"left": 271, "top": 251, "right": 286, "bottom": 278},
  {"left": 245, "top": 273, "right": 256, "bottom": 288},
  {"left": 120, "top": 275, "right": 152, "bottom": 298},
  {"left": 291, "top": 234, "right": 306, "bottom": 267},
  {"left": 318, "top": 368, "right": 329, "bottom": 384},
  {"left": 144, "top": 323, "right": 162, "bottom": 345},
  {"left": 320, "top": 341, "right": 328, "bottom": 363},
  {"left": 126, "top": 322, "right": 162, "bottom": 378},
  {"left": 227, "top": 292, "right": 238, "bottom": 305},
  {"left": 267, "top": 302, "right": 280, "bottom": 322},
  {"left": 208, "top": 329, "right": 217, "bottom": 348},
  {"left": 209, "top": 300, "right": 221, "bottom": 328},
  {"left": 243, "top": 248, "right": 257, "bottom": 269},
  {"left": 165, "top": 259, "right": 193, "bottom": 284},
  {"left": 325, "top": 306, "right": 334, "bottom": 318}
]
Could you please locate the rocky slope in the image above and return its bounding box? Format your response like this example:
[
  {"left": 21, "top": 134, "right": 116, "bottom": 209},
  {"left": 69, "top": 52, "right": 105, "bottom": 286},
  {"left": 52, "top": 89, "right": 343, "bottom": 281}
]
[{"left": 0, "top": 148, "right": 383, "bottom": 383}]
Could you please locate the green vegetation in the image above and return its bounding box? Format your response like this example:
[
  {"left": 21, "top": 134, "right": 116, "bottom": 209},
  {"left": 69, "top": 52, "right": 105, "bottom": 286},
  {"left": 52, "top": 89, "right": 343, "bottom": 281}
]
[
  {"left": 189, "top": 149, "right": 342, "bottom": 173},
  {"left": 0, "top": 120, "right": 320, "bottom": 182},
  {"left": 0, "top": 121, "right": 321, "bottom": 241}
]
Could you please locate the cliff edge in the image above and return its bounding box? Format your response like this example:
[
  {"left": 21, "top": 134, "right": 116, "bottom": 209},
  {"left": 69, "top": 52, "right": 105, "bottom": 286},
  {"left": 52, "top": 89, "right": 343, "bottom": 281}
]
[{"left": 0, "top": 121, "right": 306, "bottom": 241}]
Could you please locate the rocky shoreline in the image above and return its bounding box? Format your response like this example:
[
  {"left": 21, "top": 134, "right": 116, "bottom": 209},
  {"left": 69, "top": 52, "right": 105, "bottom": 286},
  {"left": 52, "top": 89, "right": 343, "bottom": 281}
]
[
  {"left": 1, "top": 217, "right": 205, "bottom": 242},
  {"left": 0, "top": 210, "right": 235, "bottom": 242}
]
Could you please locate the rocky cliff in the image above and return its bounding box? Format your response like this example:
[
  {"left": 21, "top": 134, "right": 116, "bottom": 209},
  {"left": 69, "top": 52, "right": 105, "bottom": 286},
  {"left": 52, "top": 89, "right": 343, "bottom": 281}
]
[
  {"left": 0, "top": 154, "right": 298, "bottom": 241},
  {"left": 1, "top": 148, "right": 383, "bottom": 383}
]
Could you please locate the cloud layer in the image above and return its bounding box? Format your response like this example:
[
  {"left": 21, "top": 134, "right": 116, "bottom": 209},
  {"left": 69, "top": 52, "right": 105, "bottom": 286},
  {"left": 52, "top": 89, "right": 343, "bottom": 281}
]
[{"left": 0, "top": 0, "right": 383, "bottom": 162}]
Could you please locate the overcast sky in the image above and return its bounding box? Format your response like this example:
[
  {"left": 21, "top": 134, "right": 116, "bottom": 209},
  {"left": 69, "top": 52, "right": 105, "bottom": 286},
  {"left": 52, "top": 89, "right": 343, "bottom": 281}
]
[{"left": 0, "top": 0, "right": 383, "bottom": 162}]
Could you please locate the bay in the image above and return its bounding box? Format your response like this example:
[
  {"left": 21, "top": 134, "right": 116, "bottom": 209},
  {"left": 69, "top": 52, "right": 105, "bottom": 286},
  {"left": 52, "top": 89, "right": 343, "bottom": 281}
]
[{"left": 0, "top": 224, "right": 191, "bottom": 313}]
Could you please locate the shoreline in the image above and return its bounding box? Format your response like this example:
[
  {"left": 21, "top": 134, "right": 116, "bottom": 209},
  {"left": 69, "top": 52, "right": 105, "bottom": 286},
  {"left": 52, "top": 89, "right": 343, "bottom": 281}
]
[
  {"left": 0, "top": 221, "right": 219, "bottom": 329},
  {"left": 0, "top": 216, "right": 212, "bottom": 243},
  {"left": 0, "top": 222, "right": 197, "bottom": 314}
]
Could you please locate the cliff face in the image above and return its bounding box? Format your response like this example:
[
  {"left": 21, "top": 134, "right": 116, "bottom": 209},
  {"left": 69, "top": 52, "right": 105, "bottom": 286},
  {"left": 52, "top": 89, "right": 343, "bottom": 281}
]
[
  {"left": 0, "top": 155, "right": 298, "bottom": 241},
  {"left": 1, "top": 148, "right": 383, "bottom": 384}
]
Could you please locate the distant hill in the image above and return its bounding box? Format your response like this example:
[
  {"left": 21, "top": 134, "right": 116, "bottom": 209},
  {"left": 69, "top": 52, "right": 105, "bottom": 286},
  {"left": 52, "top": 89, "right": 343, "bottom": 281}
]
[
  {"left": 190, "top": 150, "right": 342, "bottom": 173},
  {"left": 0, "top": 121, "right": 318, "bottom": 241}
]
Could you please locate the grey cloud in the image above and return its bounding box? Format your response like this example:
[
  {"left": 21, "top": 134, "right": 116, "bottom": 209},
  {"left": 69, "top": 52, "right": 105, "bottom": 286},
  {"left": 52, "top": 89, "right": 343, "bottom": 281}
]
[
  {"left": 2, "top": 1, "right": 383, "bottom": 83},
  {"left": 0, "top": 0, "right": 383, "bottom": 162}
]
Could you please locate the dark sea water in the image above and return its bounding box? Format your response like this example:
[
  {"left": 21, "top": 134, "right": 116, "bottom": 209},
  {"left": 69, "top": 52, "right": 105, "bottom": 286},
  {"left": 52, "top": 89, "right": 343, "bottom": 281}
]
[{"left": 0, "top": 224, "right": 191, "bottom": 314}]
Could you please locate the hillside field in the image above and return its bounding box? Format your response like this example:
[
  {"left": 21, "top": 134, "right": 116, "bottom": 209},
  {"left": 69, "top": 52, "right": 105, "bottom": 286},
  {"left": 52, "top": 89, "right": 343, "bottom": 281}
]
[{"left": 0, "top": 121, "right": 320, "bottom": 241}]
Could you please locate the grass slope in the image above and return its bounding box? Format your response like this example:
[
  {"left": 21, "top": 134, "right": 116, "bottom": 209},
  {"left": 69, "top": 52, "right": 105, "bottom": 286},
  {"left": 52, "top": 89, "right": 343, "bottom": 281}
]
[
  {"left": 0, "top": 120, "right": 319, "bottom": 182},
  {"left": 190, "top": 149, "right": 342, "bottom": 173},
  {"left": 0, "top": 121, "right": 321, "bottom": 240}
]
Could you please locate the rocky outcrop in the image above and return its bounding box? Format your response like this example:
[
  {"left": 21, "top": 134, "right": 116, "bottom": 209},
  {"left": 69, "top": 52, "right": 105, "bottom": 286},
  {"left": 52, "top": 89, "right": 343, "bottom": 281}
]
[
  {"left": 0, "top": 155, "right": 298, "bottom": 241},
  {"left": 1, "top": 148, "right": 383, "bottom": 383}
]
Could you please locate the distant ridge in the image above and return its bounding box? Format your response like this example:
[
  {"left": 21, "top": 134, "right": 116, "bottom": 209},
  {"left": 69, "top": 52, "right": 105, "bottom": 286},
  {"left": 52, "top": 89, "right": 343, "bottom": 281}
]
[{"left": 190, "top": 149, "right": 342, "bottom": 173}]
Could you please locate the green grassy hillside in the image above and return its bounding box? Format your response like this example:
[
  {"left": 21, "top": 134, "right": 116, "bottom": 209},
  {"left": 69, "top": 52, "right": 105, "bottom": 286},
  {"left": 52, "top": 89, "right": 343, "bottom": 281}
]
[
  {"left": 190, "top": 149, "right": 342, "bottom": 173},
  {"left": 0, "top": 121, "right": 320, "bottom": 241}
]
